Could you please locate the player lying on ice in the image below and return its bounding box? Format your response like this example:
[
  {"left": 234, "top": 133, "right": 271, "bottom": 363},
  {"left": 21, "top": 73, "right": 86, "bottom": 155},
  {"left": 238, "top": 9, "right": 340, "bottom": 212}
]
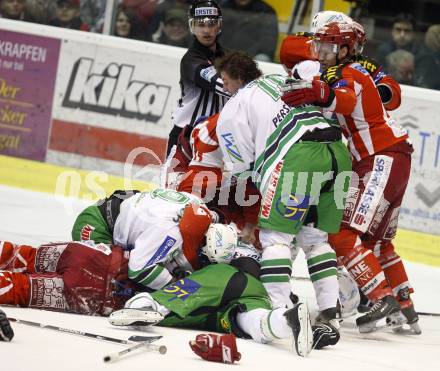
[
  {"left": 0, "top": 188, "right": 218, "bottom": 315},
  {"left": 0, "top": 226, "right": 339, "bottom": 357},
  {"left": 109, "top": 226, "right": 347, "bottom": 358}
]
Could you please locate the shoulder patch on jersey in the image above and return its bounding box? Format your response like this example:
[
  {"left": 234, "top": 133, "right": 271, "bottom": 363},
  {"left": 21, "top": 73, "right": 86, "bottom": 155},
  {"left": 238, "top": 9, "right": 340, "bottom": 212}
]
[
  {"left": 321, "top": 65, "right": 344, "bottom": 85},
  {"left": 352, "top": 55, "right": 381, "bottom": 76},
  {"left": 145, "top": 236, "right": 177, "bottom": 267},
  {"left": 351, "top": 63, "right": 370, "bottom": 76},
  {"left": 200, "top": 65, "right": 217, "bottom": 82}
]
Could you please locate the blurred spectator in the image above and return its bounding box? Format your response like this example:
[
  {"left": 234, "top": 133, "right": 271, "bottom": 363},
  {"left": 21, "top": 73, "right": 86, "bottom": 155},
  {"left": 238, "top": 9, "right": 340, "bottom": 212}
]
[
  {"left": 0, "top": 0, "right": 36, "bottom": 21},
  {"left": 114, "top": 5, "right": 146, "bottom": 41},
  {"left": 49, "top": 0, "right": 90, "bottom": 31},
  {"left": 122, "top": 0, "right": 160, "bottom": 37},
  {"left": 25, "top": 0, "right": 57, "bottom": 24},
  {"left": 156, "top": 0, "right": 189, "bottom": 19},
  {"left": 154, "top": 7, "right": 191, "bottom": 47},
  {"left": 80, "top": 0, "right": 106, "bottom": 32},
  {"left": 415, "top": 24, "right": 440, "bottom": 90},
  {"left": 386, "top": 49, "right": 415, "bottom": 85},
  {"left": 377, "top": 13, "right": 420, "bottom": 66},
  {"left": 220, "top": 0, "right": 278, "bottom": 61}
]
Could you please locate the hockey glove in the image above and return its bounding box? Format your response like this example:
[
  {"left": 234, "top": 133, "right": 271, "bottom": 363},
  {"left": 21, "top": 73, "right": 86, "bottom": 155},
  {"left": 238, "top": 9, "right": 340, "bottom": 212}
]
[
  {"left": 189, "top": 333, "right": 241, "bottom": 364},
  {"left": 312, "top": 322, "right": 340, "bottom": 349},
  {"left": 0, "top": 309, "right": 14, "bottom": 342},
  {"left": 281, "top": 79, "right": 335, "bottom": 107}
]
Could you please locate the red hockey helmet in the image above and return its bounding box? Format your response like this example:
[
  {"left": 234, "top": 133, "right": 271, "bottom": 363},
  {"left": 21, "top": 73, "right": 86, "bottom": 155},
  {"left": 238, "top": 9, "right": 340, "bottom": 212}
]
[
  {"left": 314, "top": 22, "right": 357, "bottom": 56},
  {"left": 352, "top": 21, "right": 367, "bottom": 54}
]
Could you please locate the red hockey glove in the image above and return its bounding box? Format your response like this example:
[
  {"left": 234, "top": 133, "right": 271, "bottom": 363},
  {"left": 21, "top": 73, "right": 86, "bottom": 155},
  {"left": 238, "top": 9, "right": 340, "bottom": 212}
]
[
  {"left": 281, "top": 79, "right": 334, "bottom": 107},
  {"left": 189, "top": 333, "right": 241, "bottom": 364}
]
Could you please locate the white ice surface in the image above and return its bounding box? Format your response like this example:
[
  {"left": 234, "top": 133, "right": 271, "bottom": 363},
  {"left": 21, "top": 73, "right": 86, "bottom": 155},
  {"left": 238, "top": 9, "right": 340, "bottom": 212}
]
[{"left": 0, "top": 185, "right": 439, "bottom": 371}]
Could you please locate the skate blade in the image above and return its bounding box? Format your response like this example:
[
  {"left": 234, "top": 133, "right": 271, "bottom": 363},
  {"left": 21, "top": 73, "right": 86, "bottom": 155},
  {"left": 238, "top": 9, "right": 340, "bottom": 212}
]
[
  {"left": 109, "top": 308, "right": 164, "bottom": 326},
  {"left": 294, "top": 303, "right": 313, "bottom": 357},
  {"left": 392, "top": 322, "right": 422, "bottom": 335},
  {"left": 358, "top": 313, "right": 407, "bottom": 334}
]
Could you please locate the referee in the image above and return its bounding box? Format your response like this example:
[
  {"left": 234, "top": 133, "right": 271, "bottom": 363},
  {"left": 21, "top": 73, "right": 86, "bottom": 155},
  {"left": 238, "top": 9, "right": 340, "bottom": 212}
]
[{"left": 167, "top": 0, "right": 230, "bottom": 156}]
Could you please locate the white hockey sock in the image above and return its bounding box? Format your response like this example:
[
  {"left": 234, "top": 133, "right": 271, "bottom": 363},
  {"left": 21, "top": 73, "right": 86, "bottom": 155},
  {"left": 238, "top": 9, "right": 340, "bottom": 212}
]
[
  {"left": 260, "top": 243, "right": 293, "bottom": 309},
  {"left": 236, "top": 308, "right": 292, "bottom": 344},
  {"left": 303, "top": 243, "right": 339, "bottom": 312}
]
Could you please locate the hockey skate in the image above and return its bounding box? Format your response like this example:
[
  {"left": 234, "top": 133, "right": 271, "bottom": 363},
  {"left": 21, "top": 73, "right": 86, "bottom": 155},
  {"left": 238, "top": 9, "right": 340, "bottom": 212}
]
[
  {"left": 108, "top": 308, "right": 164, "bottom": 327},
  {"left": 284, "top": 303, "right": 313, "bottom": 357},
  {"left": 312, "top": 307, "right": 341, "bottom": 349},
  {"left": 389, "top": 290, "right": 422, "bottom": 335},
  {"left": 356, "top": 295, "right": 401, "bottom": 333}
]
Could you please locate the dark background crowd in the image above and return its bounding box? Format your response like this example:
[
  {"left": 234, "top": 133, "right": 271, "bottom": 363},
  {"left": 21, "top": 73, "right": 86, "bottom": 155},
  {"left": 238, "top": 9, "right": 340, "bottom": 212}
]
[{"left": 1, "top": 0, "right": 439, "bottom": 91}]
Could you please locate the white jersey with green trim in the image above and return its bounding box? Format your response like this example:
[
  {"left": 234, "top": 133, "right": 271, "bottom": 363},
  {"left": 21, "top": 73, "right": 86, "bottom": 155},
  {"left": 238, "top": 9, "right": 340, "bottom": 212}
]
[
  {"left": 216, "top": 74, "right": 331, "bottom": 192},
  {"left": 113, "top": 188, "right": 203, "bottom": 290}
]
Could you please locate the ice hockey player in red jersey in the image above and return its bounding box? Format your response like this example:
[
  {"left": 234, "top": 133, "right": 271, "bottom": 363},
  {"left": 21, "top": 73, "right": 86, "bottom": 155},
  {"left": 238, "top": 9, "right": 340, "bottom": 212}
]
[
  {"left": 309, "top": 11, "right": 402, "bottom": 112},
  {"left": 281, "top": 21, "right": 420, "bottom": 334},
  {"left": 283, "top": 22, "right": 420, "bottom": 333}
]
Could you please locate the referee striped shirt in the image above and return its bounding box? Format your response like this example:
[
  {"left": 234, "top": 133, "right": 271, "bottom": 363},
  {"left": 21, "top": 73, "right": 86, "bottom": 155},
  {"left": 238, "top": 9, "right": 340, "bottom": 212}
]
[{"left": 172, "top": 38, "right": 230, "bottom": 129}]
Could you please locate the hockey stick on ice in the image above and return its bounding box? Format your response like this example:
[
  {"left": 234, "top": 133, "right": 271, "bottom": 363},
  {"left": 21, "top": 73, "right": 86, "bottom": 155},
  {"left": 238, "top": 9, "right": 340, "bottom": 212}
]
[
  {"left": 8, "top": 318, "right": 162, "bottom": 345},
  {"left": 103, "top": 341, "right": 167, "bottom": 363},
  {"left": 417, "top": 311, "right": 440, "bottom": 317}
]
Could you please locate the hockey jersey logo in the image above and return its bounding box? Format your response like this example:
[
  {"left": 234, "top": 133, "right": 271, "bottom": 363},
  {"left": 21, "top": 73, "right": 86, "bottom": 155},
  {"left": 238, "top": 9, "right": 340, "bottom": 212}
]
[
  {"left": 145, "top": 236, "right": 177, "bottom": 267},
  {"left": 63, "top": 58, "right": 171, "bottom": 122},
  {"left": 163, "top": 278, "right": 201, "bottom": 301},
  {"left": 321, "top": 65, "right": 344, "bottom": 85},
  {"left": 221, "top": 133, "right": 244, "bottom": 163}
]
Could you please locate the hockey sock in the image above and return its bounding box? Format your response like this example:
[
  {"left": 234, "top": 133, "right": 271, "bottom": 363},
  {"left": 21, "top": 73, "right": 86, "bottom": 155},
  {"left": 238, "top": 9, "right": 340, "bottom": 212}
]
[
  {"left": 0, "top": 241, "right": 15, "bottom": 269},
  {"left": 0, "top": 271, "right": 30, "bottom": 306},
  {"left": 365, "top": 240, "right": 414, "bottom": 298},
  {"left": 303, "top": 243, "right": 338, "bottom": 312},
  {"left": 341, "top": 244, "right": 392, "bottom": 302},
  {"left": 0, "top": 242, "right": 38, "bottom": 273},
  {"left": 260, "top": 244, "right": 292, "bottom": 309},
  {"left": 236, "top": 308, "right": 292, "bottom": 343}
]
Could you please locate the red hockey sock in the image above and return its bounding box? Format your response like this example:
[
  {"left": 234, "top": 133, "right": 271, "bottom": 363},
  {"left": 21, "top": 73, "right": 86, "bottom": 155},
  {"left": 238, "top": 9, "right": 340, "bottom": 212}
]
[
  {"left": 0, "top": 243, "right": 38, "bottom": 273},
  {"left": 330, "top": 229, "right": 392, "bottom": 302},
  {"left": 0, "top": 241, "right": 16, "bottom": 269},
  {"left": 0, "top": 271, "right": 30, "bottom": 306},
  {"left": 364, "top": 240, "right": 413, "bottom": 299},
  {"left": 342, "top": 245, "right": 392, "bottom": 302}
]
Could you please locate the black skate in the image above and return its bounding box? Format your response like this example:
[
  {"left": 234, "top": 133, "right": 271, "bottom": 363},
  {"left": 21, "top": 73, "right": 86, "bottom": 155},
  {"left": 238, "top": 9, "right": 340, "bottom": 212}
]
[
  {"left": 109, "top": 308, "right": 164, "bottom": 327},
  {"left": 390, "top": 289, "right": 422, "bottom": 335},
  {"left": 313, "top": 307, "right": 341, "bottom": 349},
  {"left": 284, "top": 303, "right": 313, "bottom": 357},
  {"left": 357, "top": 289, "right": 373, "bottom": 313},
  {"left": 356, "top": 295, "right": 401, "bottom": 333}
]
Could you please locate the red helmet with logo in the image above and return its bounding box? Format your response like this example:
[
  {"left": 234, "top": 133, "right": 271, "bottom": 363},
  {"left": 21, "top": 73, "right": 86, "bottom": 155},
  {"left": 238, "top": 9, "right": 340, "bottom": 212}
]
[{"left": 314, "top": 22, "right": 357, "bottom": 53}]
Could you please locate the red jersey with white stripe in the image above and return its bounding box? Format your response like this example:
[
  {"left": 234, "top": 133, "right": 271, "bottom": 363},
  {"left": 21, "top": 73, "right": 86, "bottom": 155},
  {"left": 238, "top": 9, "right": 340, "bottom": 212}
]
[
  {"left": 322, "top": 62, "right": 408, "bottom": 162},
  {"left": 189, "top": 113, "right": 222, "bottom": 168}
]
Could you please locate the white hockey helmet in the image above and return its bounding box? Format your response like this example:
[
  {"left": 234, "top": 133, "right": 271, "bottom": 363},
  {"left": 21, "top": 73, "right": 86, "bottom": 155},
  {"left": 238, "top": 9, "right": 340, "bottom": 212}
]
[
  {"left": 310, "top": 10, "right": 353, "bottom": 33},
  {"left": 202, "top": 223, "right": 238, "bottom": 263}
]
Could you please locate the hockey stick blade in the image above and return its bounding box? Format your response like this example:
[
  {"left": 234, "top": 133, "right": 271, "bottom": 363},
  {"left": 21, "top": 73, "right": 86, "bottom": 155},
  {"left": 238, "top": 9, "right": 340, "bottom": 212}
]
[{"left": 128, "top": 335, "right": 162, "bottom": 343}]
